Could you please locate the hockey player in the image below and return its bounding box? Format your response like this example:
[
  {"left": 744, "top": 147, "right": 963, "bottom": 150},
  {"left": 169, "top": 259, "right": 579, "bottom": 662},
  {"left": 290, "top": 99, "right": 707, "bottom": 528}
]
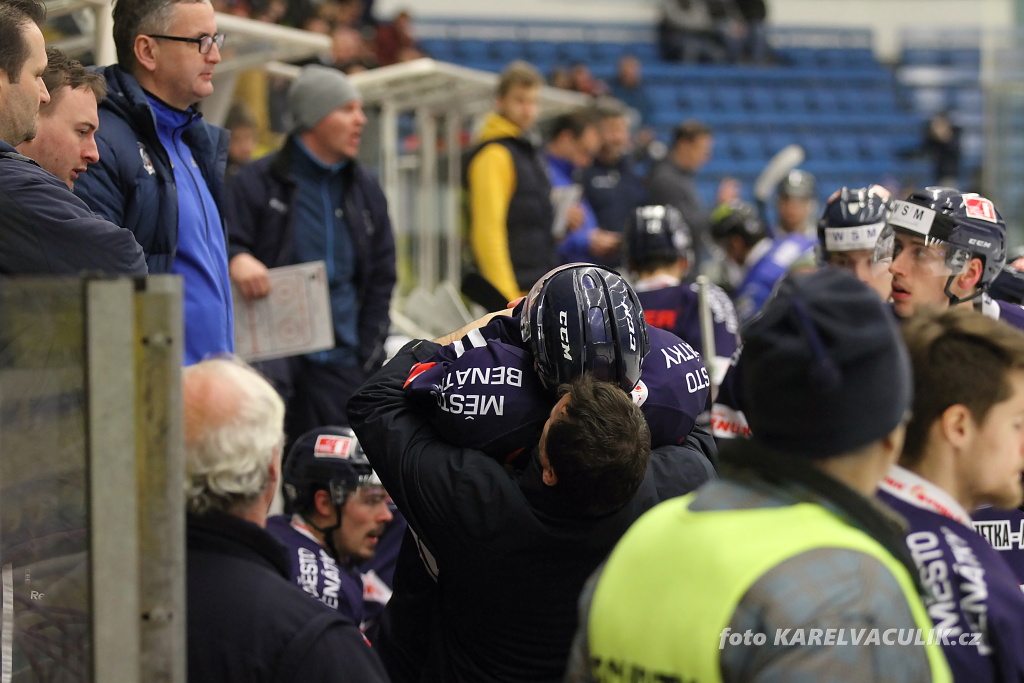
[
  {"left": 709, "top": 199, "right": 816, "bottom": 322},
  {"left": 879, "top": 307, "right": 1024, "bottom": 682},
  {"left": 818, "top": 184, "right": 893, "bottom": 301},
  {"left": 775, "top": 168, "right": 817, "bottom": 237},
  {"left": 266, "top": 426, "right": 394, "bottom": 628},
  {"left": 875, "top": 187, "right": 1021, "bottom": 325},
  {"left": 625, "top": 204, "right": 740, "bottom": 385},
  {"left": 403, "top": 263, "right": 715, "bottom": 467}
]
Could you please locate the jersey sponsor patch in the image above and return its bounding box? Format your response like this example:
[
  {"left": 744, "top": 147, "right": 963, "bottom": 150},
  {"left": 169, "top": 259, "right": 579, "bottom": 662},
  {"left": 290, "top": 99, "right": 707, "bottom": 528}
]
[
  {"left": 314, "top": 434, "right": 355, "bottom": 459},
  {"left": 965, "top": 196, "right": 997, "bottom": 223},
  {"left": 630, "top": 379, "right": 649, "bottom": 407}
]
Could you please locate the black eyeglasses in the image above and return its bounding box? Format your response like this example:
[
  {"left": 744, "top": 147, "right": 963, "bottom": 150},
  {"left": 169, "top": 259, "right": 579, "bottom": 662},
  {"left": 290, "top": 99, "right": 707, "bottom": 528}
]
[{"left": 145, "top": 33, "right": 225, "bottom": 54}]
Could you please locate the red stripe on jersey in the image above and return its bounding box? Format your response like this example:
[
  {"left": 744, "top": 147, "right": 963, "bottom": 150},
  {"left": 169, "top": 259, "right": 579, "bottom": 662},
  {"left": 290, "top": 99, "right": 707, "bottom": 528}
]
[{"left": 404, "top": 361, "right": 436, "bottom": 388}]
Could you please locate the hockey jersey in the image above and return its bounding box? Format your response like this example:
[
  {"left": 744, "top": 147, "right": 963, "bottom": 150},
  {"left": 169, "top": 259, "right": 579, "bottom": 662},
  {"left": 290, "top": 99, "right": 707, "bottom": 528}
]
[
  {"left": 266, "top": 514, "right": 366, "bottom": 626},
  {"left": 634, "top": 274, "right": 740, "bottom": 386},
  {"left": 879, "top": 467, "right": 1024, "bottom": 683},
  {"left": 733, "top": 233, "right": 816, "bottom": 322},
  {"left": 403, "top": 312, "right": 710, "bottom": 463}
]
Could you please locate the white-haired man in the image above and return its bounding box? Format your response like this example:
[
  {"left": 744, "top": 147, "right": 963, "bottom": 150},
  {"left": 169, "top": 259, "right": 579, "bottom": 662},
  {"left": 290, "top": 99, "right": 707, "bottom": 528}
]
[{"left": 183, "top": 357, "right": 387, "bottom": 682}]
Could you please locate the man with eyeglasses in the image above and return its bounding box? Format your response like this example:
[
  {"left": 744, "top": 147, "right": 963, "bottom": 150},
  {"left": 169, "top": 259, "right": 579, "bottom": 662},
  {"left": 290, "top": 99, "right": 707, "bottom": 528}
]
[{"left": 74, "top": 0, "right": 232, "bottom": 365}]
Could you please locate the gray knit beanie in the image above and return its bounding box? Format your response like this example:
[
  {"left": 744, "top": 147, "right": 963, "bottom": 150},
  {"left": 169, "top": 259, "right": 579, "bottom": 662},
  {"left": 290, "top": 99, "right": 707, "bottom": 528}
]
[{"left": 287, "top": 65, "right": 362, "bottom": 133}]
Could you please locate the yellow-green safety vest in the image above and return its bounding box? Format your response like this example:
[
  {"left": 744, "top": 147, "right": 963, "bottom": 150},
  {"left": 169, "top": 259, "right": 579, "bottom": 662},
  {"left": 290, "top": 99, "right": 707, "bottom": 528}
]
[{"left": 587, "top": 494, "right": 951, "bottom": 683}]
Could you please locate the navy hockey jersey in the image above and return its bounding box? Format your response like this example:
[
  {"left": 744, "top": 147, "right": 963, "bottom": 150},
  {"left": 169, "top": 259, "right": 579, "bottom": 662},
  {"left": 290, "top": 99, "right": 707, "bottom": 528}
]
[
  {"left": 634, "top": 275, "right": 740, "bottom": 386},
  {"left": 265, "top": 514, "right": 366, "bottom": 626},
  {"left": 879, "top": 468, "right": 1024, "bottom": 683},
  {"left": 973, "top": 506, "right": 1024, "bottom": 589},
  {"left": 403, "top": 313, "right": 710, "bottom": 462}
]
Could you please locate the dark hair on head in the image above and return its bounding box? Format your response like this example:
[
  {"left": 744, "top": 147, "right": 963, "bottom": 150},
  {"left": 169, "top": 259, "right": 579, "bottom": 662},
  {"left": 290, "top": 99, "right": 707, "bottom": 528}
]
[
  {"left": 40, "top": 47, "right": 107, "bottom": 110},
  {"left": 113, "top": 0, "right": 209, "bottom": 71},
  {"left": 547, "top": 107, "right": 599, "bottom": 141},
  {"left": 224, "top": 102, "right": 256, "bottom": 130},
  {"left": 0, "top": 0, "right": 45, "bottom": 84},
  {"left": 544, "top": 373, "right": 651, "bottom": 517},
  {"left": 900, "top": 306, "right": 1024, "bottom": 466},
  {"left": 673, "top": 119, "right": 712, "bottom": 146}
]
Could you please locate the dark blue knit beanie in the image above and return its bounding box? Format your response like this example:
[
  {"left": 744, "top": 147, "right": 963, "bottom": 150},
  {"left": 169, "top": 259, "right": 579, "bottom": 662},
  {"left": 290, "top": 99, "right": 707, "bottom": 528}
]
[{"left": 741, "top": 267, "right": 912, "bottom": 459}]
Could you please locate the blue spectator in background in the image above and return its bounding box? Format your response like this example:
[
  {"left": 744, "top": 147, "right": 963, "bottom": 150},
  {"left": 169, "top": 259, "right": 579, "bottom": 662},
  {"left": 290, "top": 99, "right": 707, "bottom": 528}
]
[{"left": 545, "top": 109, "right": 621, "bottom": 265}]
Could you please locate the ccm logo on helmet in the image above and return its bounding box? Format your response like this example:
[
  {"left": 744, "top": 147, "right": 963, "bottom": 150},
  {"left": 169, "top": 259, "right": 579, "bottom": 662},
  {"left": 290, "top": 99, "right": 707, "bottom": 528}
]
[
  {"left": 559, "top": 310, "right": 572, "bottom": 361},
  {"left": 968, "top": 238, "right": 992, "bottom": 248}
]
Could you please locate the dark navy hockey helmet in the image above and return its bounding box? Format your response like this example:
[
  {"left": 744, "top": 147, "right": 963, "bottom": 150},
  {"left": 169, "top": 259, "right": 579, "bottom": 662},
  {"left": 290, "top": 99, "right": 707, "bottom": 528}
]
[
  {"left": 817, "top": 185, "right": 891, "bottom": 261},
  {"left": 625, "top": 204, "right": 693, "bottom": 268},
  {"left": 875, "top": 186, "right": 1007, "bottom": 298},
  {"left": 709, "top": 200, "right": 764, "bottom": 245},
  {"left": 778, "top": 169, "right": 816, "bottom": 199},
  {"left": 282, "top": 426, "right": 380, "bottom": 514},
  {"left": 521, "top": 264, "right": 650, "bottom": 393}
]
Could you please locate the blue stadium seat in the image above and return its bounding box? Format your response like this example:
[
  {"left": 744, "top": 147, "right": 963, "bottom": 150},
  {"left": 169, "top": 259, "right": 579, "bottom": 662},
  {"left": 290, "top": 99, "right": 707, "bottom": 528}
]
[
  {"left": 491, "top": 40, "right": 526, "bottom": 62},
  {"left": 525, "top": 41, "right": 559, "bottom": 64},
  {"left": 420, "top": 38, "right": 456, "bottom": 62}
]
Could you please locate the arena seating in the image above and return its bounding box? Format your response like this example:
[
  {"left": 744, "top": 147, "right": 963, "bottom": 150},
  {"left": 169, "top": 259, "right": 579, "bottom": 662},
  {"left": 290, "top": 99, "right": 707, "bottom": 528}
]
[{"left": 417, "top": 20, "right": 948, "bottom": 210}]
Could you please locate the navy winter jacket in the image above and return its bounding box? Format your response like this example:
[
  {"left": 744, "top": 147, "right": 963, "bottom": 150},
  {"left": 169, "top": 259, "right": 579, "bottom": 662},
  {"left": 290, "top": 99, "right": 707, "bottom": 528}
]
[
  {"left": 0, "top": 143, "right": 146, "bottom": 275},
  {"left": 73, "top": 65, "right": 229, "bottom": 275}
]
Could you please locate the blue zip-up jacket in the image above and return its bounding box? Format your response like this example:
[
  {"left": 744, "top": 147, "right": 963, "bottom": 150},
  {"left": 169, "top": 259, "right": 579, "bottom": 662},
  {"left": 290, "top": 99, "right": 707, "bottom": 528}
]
[
  {"left": 74, "top": 65, "right": 230, "bottom": 276},
  {"left": 0, "top": 143, "right": 146, "bottom": 275},
  {"left": 224, "top": 136, "right": 396, "bottom": 373}
]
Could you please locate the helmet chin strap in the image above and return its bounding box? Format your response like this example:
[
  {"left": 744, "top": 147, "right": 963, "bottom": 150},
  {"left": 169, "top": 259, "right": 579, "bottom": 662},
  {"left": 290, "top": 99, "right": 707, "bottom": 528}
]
[
  {"left": 944, "top": 274, "right": 983, "bottom": 307},
  {"left": 305, "top": 502, "right": 345, "bottom": 563}
]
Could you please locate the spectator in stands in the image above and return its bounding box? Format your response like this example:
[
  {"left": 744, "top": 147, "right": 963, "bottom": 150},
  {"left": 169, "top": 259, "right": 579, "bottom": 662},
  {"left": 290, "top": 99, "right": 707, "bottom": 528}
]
[
  {"left": 0, "top": 5, "right": 146, "bottom": 277},
  {"left": 374, "top": 9, "right": 423, "bottom": 66},
  {"left": 74, "top": 0, "right": 232, "bottom": 365},
  {"left": 657, "top": 0, "right": 726, "bottom": 63},
  {"left": 582, "top": 100, "right": 648, "bottom": 267},
  {"left": 224, "top": 102, "right": 258, "bottom": 178},
  {"left": 545, "top": 109, "right": 619, "bottom": 265},
  {"left": 648, "top": 119, "right": 715, "bottom": 267},
  {"left": 17, "top": 47, "right": 104, "bottom": 191},
  {"left": 464, "top": 60, "right": 554, "bottom": 303},
  {"left": 225, "top": 65, "right": 396, "bottom": 438},
  {"left": 548, "top": 65, "right": 573, "bottom": 90},
  {"left": 735, "top": 0, "right": 770, "bottom": 63},
  {"left": 568, "top": 63, "right": 607, "bottom": 97},
  {"left": 924, "top": 112, "right": 961, "bottom": 188},
  {"left": 609, "top": 53, "right": 653, "bottom": 127},
  {"left": 183, "top": 357, "right": 389, "bottom": 683}
]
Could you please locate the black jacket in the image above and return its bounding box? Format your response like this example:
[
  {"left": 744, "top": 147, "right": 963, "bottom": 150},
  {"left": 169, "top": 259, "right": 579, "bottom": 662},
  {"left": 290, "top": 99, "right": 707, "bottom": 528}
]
[
  {"left": 348, "top": 340, "right": 715, "bottom": 683},
  {"left": 225, "top": 137, "right": 396, "bottom": 371},
  {"left": 0, "top": 144, "right": 146, "bottom": 276},
  {"left": 187, "top": 510, "right": 389, "bottom": 683}
]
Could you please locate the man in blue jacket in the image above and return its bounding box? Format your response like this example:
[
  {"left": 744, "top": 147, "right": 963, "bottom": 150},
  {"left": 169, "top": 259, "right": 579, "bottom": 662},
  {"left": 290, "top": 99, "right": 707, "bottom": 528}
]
[
  {"left": 0, "top": 0, "right": 145, "bottom": 276},
  {"left": 74, "top": 0, "right": 231, "bottom": 364},
  {"left": 224, "top": 65, "right": 396, "bottom": 437}
]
